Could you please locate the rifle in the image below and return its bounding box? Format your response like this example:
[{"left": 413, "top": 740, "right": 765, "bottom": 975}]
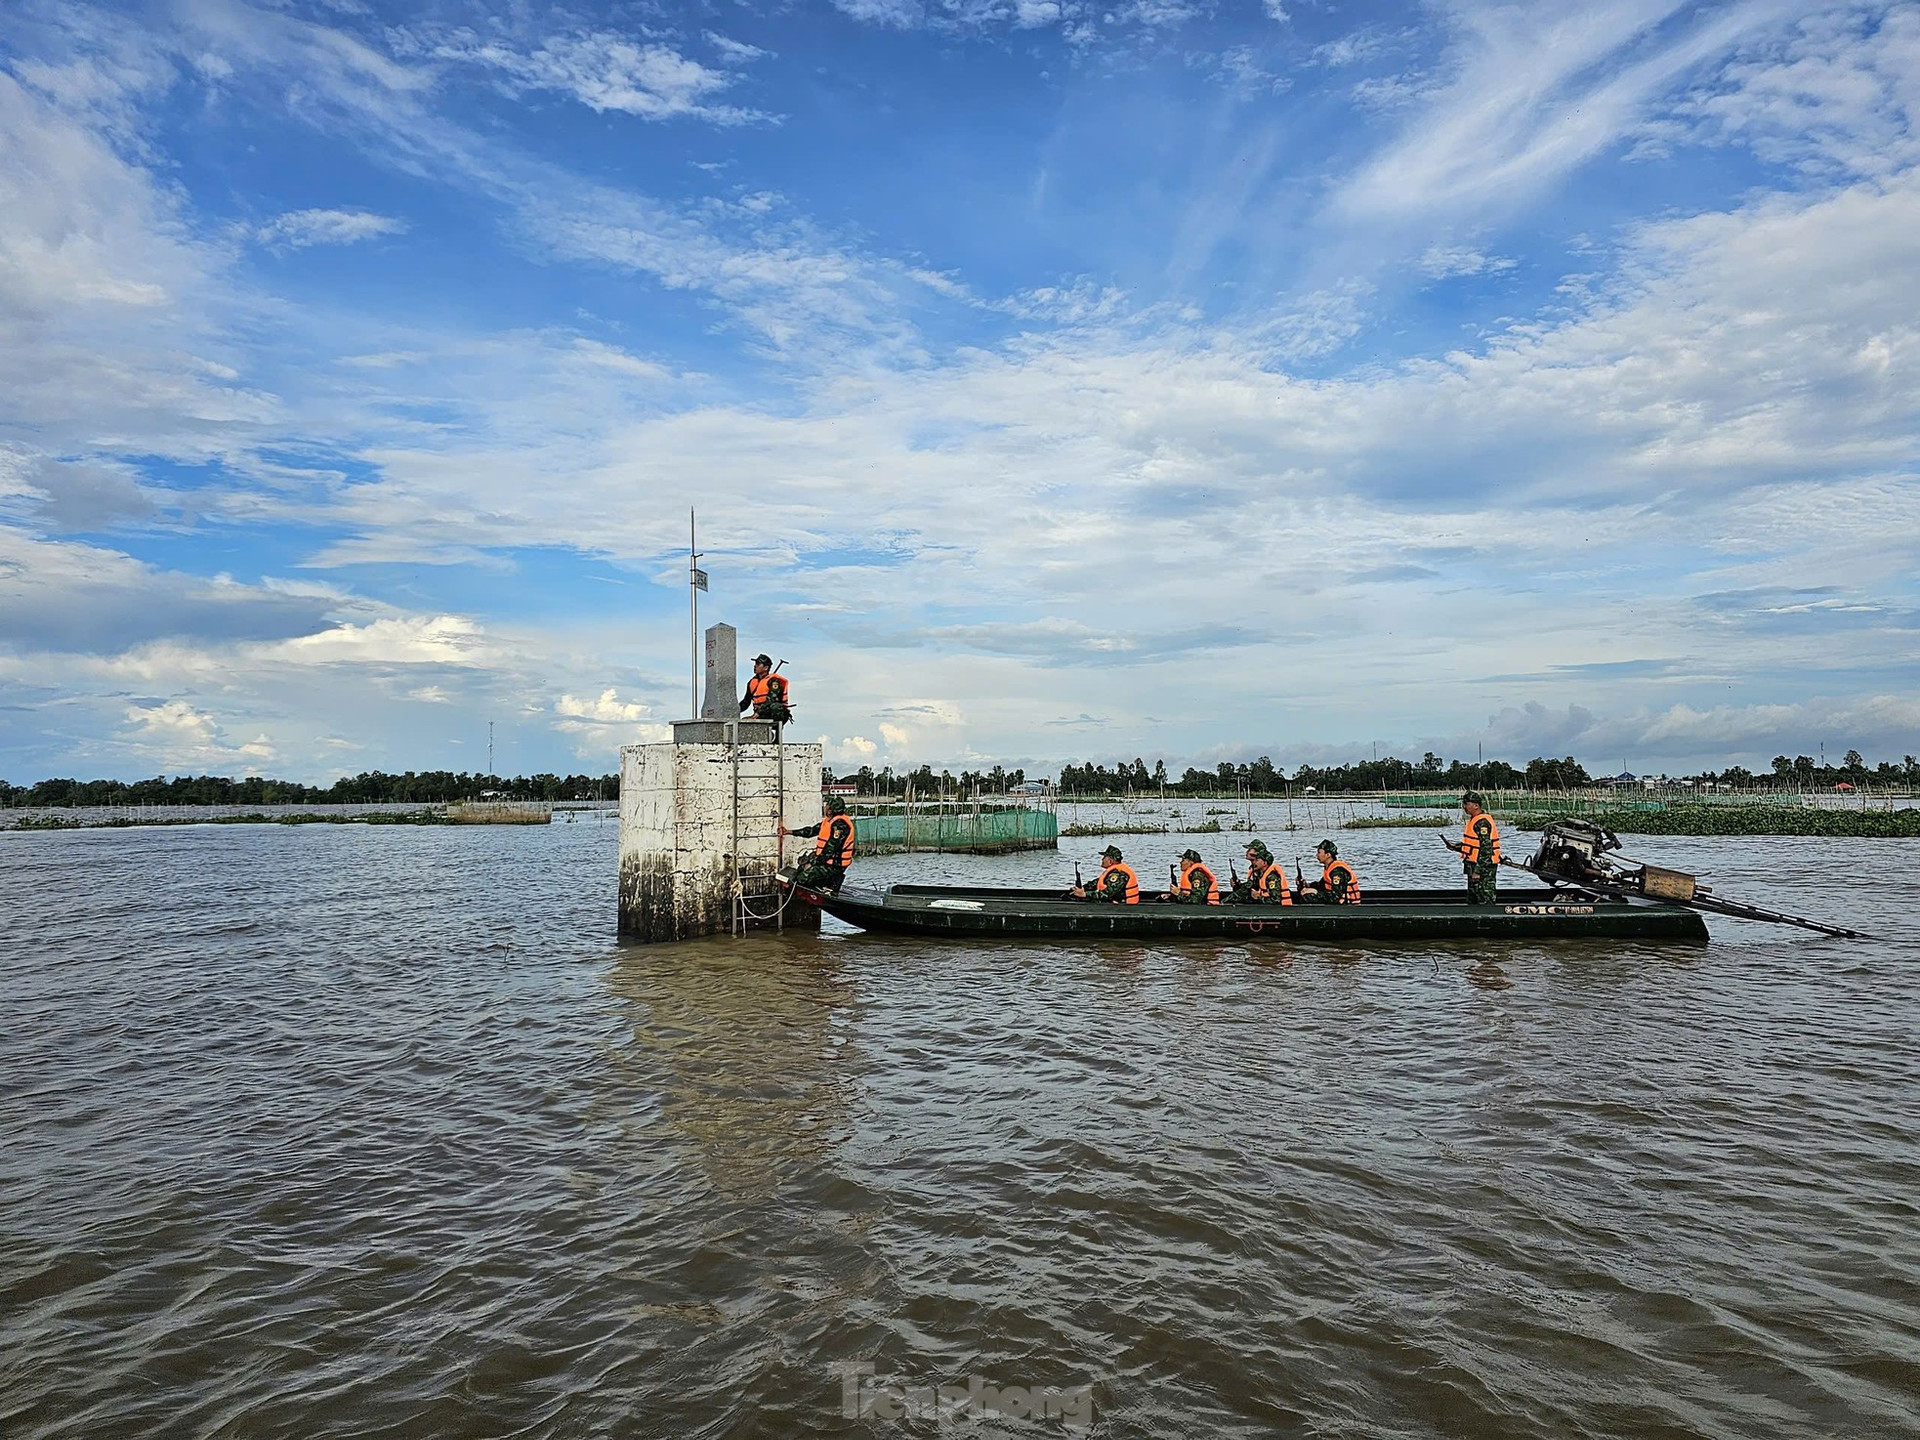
[
  {"left": 1167, "top": 860, "right": 1179, "bottom": 904},
  {"left": 1295, "top": 856, "right": 1306, "bottom": 896},
  {"left": 1065, "top": 860, "right": 1083, "bottom": 901}
]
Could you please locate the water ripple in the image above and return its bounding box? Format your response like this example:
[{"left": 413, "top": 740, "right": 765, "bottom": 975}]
[{"left": 2, "top": 823, "right": 1916, "bottom": 1436}]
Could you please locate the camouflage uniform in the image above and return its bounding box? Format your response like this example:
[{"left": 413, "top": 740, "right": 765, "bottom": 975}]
[
  {"left": 791, "top": 852, "right": 844, "bottom": 893},
  {"left": 789, "top": 809, "right": 854, "bottom": 893},
  {"left": 1232, "top": 865, "right": 1290, "bottom": 904},
  {"left": 1091, "top": 866, "right": 1134, "bottom": 902},
  {"left": 1461, "top": 812, "right": 1500, "bottom": 904}
]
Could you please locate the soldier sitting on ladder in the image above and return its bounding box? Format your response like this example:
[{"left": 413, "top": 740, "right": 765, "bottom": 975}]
[
  {"left": 784, "top": 796, "right": 854, "bottom": 893},
  {"left": 741, "top": 654, "right": 792, "bottom": 723}
]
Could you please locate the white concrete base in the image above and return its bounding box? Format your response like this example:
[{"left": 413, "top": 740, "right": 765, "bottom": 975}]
[{"left": 618, "top": 737, "right": 824, "bottom": 942}]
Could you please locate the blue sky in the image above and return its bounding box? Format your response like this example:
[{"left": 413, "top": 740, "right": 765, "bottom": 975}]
[{"left": 2, "top": 0, "right": 1917, "bottom": 782}]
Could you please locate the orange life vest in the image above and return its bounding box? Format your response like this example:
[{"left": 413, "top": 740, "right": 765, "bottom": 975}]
[
  {"left": 1097, "top": 861, "right": 1140, "bottom": 904},
  {"left": 1459, "top": 812, "right": 1500, "bottom": 865},
  {"left": 1253, "top": 863, "right": 1293, "bottom": 905},
  {"left": 1323, "top": 859, "right": 1361, "bottom": 905},
  {"left": 1178, "top": 860, "right": 1220, "bottom": 905},
  {"left": 745, "top": 673, "right": 789, "bottom": 710},
  {"left": 814, "top": 813, "right": 855, "bottom": 867}
]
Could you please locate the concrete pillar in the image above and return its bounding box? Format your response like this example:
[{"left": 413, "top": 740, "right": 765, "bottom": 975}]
[
  {"left": 700, "top": 622, "right": 737, "bottom": 720},
  {"left": 618, "top": 724, "right": 824, "bottom": 942}
]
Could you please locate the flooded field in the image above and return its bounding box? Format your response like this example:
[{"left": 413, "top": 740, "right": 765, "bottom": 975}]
[{"left": 3, "top": 817, "right": 1916, "bottom": 1437}]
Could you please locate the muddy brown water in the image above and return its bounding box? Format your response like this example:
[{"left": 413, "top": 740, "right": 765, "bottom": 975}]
[{"left": 3, "top": 817, "right": 1916, "bottom": 1437}]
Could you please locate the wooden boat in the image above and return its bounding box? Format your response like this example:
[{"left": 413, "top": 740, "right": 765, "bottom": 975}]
[{"left": 782, "top": 878, "right": 1712, "bottom": 945}]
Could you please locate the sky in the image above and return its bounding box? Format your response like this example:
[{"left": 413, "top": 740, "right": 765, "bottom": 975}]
[{"left": 2, "top": 0, "right": 1917, "bottom": 783}]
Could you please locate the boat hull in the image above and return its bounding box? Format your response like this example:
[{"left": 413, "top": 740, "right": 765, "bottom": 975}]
[{"left": 789, "top": 880, "right": 1711, "bottom": 945}]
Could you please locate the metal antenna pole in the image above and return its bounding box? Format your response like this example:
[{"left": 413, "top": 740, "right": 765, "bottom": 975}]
[{"left": 689, "top": 509, "right": 699, "bottom": 720}]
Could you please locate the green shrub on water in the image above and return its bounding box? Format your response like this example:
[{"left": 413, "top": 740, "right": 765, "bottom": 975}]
[
  {"left": 1344, "top": 815, "right": 1451, "bottom": 829},
  {"left": 1509, "top": 804, "right": 1920, "bottom": 838}
]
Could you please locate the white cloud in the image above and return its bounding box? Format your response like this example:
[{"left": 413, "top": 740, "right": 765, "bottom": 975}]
[
  {"left": 255, "top": 207, "right": 405, "bottom": 248},
  {"left": 1442, "top": 694, "right": 1920, "bottom": 770},
  {"left": 1312, "top": 29, "right": 1394, "bottom": 67},
  {"left": 556, "top": 688, "right": 654, "bottom": 724},
  {"left": 1329, "top": 0, "right": 1797, "bottom": 228},
  {"left": 1118, "top": 1, "right": 1198, "bottom": 29},
  {"left": 832, "top": 0, "right": 925, "bottom": 28},
  {"left": 552, "top": 688, "right": 669, "bottom": 756},
  {"left": 1671, "top": 4, "right": 1920, "bottom": 177},
  {"left": 1416, "top": 244, "right": 1516, "bottom": 279},
  {"left": 2, "top": 0, "right": 1916, "bottom": 781},
  {"left": 0, "top": 68, "right": 267, "bottom": 458},
  {"left": 432, "top": 30, "right": 768, "bottom": 124},
  {"left": 272, "top": 615, "right": 492, "bottom": 666},
  {"left": 123, "top": 699, "right": 277, "bottom": 771}
]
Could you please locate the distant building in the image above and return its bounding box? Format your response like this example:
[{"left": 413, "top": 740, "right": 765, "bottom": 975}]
[
  {"left": 1010, "top": 780, "right": 1049, "bottom": 795},
  {"left": 823, "top": 782, "right": 857, "bottom": 797}
]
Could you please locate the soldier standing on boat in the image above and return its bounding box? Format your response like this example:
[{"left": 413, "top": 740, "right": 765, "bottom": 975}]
[
  {"left": 1072, "top": 845, "right": 1140, "bottom": 904},
  {"left": 1168, "top": 849, "right": 1221, "bottom": 905},
  {"left": 1443, "top": 791, "right": 1501, "bottom": 904},
  {"left": 741, "top": 654, "right": 792, "bottom": 723},
  {"left": 784, "top": 796, "right": 855, "bottom": 893},
  {"left": 1231, "top": 840, "right": 1293, "bottom": 904},
  {"left": 1298, "top": 840, "right": 1362, "bottom": 905}
]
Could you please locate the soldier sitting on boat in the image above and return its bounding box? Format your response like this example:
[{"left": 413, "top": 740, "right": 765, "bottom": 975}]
[
  {"left": 1072, "top": 845, "right": 1140, "bottom": 903},
  {"left": 1230, "top": 839, "right": 1293, "bottom": 905},
  {"left": 783, "top": 795, "right": 855, "bottom": 893},
  {"left": 1441, "top": 791, "right": 1501, "bottom": 904},
  {"left": 1167, "top": 849, "right": 1221, "bottom": 905},
  {"left": 1297, "top": 840, "right": 1362, "bottom": 905},
  {"left": 740, "top": 653, "right": 792, "bottom": 723}
]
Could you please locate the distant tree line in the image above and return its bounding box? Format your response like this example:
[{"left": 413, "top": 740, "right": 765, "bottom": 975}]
[
  {"left": 8, "top": 750, "right": 1917, "bottom": 809},
  {"left": 1055, "top": 753, "right": 1582, "bottom": 794},
  {"left": 823, "top": 764, "right": 1030, "bottom": 796},
  {"left": 1053, "top": 749, "right": 1920, "bottom": 795},
  {"left": 1757, "top": 751, "right": 1920, "bottom": 787},
  {"left": 0, "top": 771, "right": 619, "bottom": 808}
]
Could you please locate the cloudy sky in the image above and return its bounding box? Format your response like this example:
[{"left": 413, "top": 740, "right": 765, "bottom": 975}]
[{"left": 2, "top": 0, "right": 1916, "bottom": 783}]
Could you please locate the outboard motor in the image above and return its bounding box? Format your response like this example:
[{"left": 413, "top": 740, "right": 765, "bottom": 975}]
[
  {"left": 1529, "top": 819, "right": 1624, "bottom": 887},
  {"left": 1517, "top": 818, "right": 1857, "bottom": 936}
]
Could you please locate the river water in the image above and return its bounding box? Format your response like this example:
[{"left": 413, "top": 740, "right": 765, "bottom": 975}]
[{"left": 3, "top": 815, "right": 1916, "bottom": 1438}]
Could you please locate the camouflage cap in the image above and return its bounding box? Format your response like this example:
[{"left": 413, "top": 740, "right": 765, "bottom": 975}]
[
  {"left": 1244, "top": 839, "right": 1273, "bottom": 861},
  {"left": 824, "top": 795, "right": 847, "bottom": 814},
  {"left": 1101, "top": 844, "right": 1124, "bottom": 860},
  {"left": 1317, "top": 838, "right": 1338, "bottom": 858},
  {"left": 1461, "top": 790, "right": 1487, "bottom": 808},
  {"left": 1180, "top": 848, "right": 1203, "bottom": 863}
]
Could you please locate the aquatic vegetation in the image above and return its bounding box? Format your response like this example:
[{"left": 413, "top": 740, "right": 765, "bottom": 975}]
[{"left": 1509, "top": 804, "right": 1920, "bottom": 838}]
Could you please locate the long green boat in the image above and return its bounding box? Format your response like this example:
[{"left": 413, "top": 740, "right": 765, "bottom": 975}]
[{"left": 786, "top": 880, "right": 1712, "bottom": 945}]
